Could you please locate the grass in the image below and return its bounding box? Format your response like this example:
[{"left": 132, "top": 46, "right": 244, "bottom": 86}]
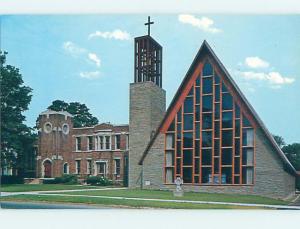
[
  {"left": 54, "top": 189, "right": 288, "bottom": 205},
  {"left": 0, "top": 194, "right": 262, "bottom": 209},
  {"left": 0, "top": 184, "right": 288, "bottom": 209},
  {"left": 0, "top": 184, "right": 99, "bottom": 192}
]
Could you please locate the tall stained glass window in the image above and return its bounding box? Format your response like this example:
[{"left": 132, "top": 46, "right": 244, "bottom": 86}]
[{"left": 164, "top": 60, "right": 255, "bottom": 185}]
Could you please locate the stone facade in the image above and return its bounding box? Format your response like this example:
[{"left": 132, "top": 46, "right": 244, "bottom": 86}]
[
  {"left": 142, "top": 128, "right": 296, "bottom": 199},
  {"left": 129, "top": 82, "right": 166, "bottom": 188},
  {"left": 36, "top": 110, "right": 129, "bottom": 184}
]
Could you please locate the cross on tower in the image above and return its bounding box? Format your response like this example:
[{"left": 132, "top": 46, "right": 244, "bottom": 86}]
[{"left": 144, "top": 16, "right": 154, "bottom": 36}]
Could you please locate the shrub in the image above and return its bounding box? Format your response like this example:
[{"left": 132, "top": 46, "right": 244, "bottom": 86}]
[
  {"left": 56, "top": 174, "right": 78, "bottom": 184},
  {"left": 42, "top": 179, "right": 57, "bottom": 184},
  {"left": 1, "top": 175, "right": 24, "bottom": 184},
  {"left": 42, "top": 175, "right": 78, "bottom": 185},
  {"left": 86, "top": 176, "right": 113, "bottom": 186},
  {"left": 296, "top": 177, "right": 300, "bottom": 190}
]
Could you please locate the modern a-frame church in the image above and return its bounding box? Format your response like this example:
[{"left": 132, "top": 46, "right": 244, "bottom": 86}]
[
  {"left": 128, "top": 20, "right": 298, "bottom": 200},
  {"left": 37, "top": 18, "right": 298, "bottom": 200}
]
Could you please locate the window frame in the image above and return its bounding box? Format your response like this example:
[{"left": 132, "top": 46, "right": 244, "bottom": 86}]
[
  {"left": 75, "top": 160, "right": 81, "bottom": 174},
  {"left": 163, "top": 58, "right": 256, "bottom": 186},
  {"left": 114, "top": 158, "right": 121, "bottom": 177},
  {"left": 87, "top": 160, "right": 92, "bottom": 175},
  {"left": 115, "top": 134, "right": 121, "bottom": 150},
  {"left": 87, "top": 136, "right": 93, "bottom": 151},
  {"left": 96, "top": 161, "right": 107, "bottom": 177},
  {"left": 63, "top": 162, "right": 69, "bottom": 174},
  {"left": 75, "top": 137, "right": 82, "bottom": 152}
]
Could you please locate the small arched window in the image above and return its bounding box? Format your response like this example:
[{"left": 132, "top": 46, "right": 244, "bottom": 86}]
[
  {"left": 202, "top": 61, "right": 213, "bottom": 76},
  {"left": 63, "top": 163, "right": 69, "bottom": 174}
]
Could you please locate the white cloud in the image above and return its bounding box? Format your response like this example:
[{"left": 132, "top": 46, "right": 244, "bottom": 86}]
[
  {"left": 88, "top": 53, "right": 101, "bottom": 67},
  {"left": 178, "top": 14, "right": 221, "bottom": 33},
  {"left": 239, "top": 71, "right": 295, "bottom": 87},
  {"left": 88, "top": 29, "right": 131, "bottom": 40},
  {"left": 63, "top": 41, "right": 86, "bottom": 56},
  {"left": 240, "top": 71, "right": 267, "bottom": 81},
  {"left": 62, "top": 41, "right": 103, "bottom": 77},
  {"left": 79, "top": 71, "right": 101, "bottom": 80},
  {"left": 267, "top": 72, "right": 295, "bottom": 84},
  {"left": 245, "top": 57, "right": 270, "bottom": 69},
  {"left": 236, "top": 56, "right": 295, "bottom": 89}
]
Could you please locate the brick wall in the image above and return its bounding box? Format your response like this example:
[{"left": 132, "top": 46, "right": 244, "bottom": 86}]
[{"left": 37, "top": 112, "right": 128, "bottom": 183}]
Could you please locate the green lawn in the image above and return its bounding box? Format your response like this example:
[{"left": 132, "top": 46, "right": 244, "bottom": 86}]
[
  {"left": 1, "top": 184, "right": 288, "bottom": 209},
  {"left": 0, "top": 194, "right": 261, "bottom": 209},
  {"left": 0, "top": 184, "right": 99, "bottom": 192},
  {"left": 55, "top": 189, "right": 287, "bottom": 205}
]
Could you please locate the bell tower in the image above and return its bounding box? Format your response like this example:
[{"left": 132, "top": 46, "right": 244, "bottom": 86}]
[
  {"left": 134, "top": 16, "right": 162, "bottom": 88},
  {"left": 129, "top": 16, "right": 166, "bottom": 188}
]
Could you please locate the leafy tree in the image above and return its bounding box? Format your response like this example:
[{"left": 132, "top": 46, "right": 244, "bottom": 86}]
[
  {"left": 1, "top": 51, "right": 35, "bottom": 176},
  {"left": 272, "top": 134, "right": 300, "bottom": 172},
  {"left": 16, "top": 131, "right": 38, "bottom": 177},
  {"left": 48, "top": 100, "right": 99, "bottom": 128},
  {"left": 47, "top": 100, "right": 68, "bottom": 111},
  {"left": 282, "top": 143, "right": 300, "bottom": 171},
  {"left": 273, "top": 134, "right": 286, "bottom": 148}
]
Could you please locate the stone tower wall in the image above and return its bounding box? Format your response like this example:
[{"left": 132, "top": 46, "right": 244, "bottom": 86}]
[{"left": 129, "top": 81, "right": 166, "bottom": 187}]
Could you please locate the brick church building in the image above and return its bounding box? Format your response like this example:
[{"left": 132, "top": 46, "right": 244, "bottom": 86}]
[
  {"left": 37, "top": 17, "right": 298, "bottom": 199},
  {"left": 36, "top": 110, "right": 129, "bottom": 184}
]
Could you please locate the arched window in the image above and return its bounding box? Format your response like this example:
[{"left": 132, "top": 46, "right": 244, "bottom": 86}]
[
  {"left": 202, "top": 61, "right": 213, "bottom": 76},
  {"left": 63, "top": 163, "right": 69, "bottom": 174}
]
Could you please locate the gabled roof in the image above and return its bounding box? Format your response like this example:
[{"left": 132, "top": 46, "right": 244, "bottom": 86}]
[{"left": 138, "top": 40, "right": 297, "bottom": 175}]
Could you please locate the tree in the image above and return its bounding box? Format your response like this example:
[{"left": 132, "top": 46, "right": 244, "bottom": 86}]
[
  {"left": 47, "top": 100, "right": 68, "bottom": 111},
  {"left": 273, "top": 134, "right": 286, "bottom": 148},
  {"left": 272, "top": 134, "right": 300, "bottom": 171},
  {"left": 16, "top": 131, "right": 38, "bottom": 177},
  {"left": 282, "top": 143, "right": 300, "bottom": 171},
  {"left": 1, "top": 51, "right": 35, "bottom": 176},
  {"left": 48, "top": 100, "right": 99, "bottom": 128}
]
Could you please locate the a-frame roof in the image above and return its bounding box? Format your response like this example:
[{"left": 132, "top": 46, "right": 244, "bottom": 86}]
[{"left": 138, "top": 40, "right": 297, "bottom": 176}]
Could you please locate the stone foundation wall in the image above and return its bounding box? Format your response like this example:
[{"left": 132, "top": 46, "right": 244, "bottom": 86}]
[{"left": 142, "top": 129, "right": 296, "bottom": 199}]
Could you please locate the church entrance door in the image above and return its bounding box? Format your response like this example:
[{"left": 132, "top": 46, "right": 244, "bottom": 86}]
[{"left": 43, "top": 160, "right": 52, "bottom": 178}]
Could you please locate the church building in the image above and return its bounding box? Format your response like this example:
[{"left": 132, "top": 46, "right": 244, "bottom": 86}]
[
  {"left": 36, "top": 110, "right": 129, "bottom": 184},
  {"left": 37, "top": 17, "right": 298, "bottom": 199},
  {"left": 128, "top": 18, "right": 298, "bottom": 199}
]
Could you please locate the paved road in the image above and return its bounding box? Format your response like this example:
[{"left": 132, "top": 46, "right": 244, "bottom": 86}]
[{"left": 0, "top": 201, "right": 111, "bottom": 209}]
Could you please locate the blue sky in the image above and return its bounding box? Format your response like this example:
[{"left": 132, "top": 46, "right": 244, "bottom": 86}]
[{"left": 1, "top": 15, "right": 299, "bottom": 143}]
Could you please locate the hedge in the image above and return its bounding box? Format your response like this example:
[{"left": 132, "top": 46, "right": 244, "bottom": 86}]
[
  {"left": 86, "top": 176, "right": 113, "bottom": 186},
  {"left": 42, "top": 174, "right": 78, "bottom": 184},
  {"left": 1, "top": 175, "right": 24, "bottom": 184}
]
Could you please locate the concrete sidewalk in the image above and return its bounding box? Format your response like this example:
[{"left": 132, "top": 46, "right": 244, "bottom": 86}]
[
  {"left": 0, "top": 187, "right": 127, "bottom": 197},
  {"left": 29, "top": 193, "right": 300, "bottom": 210}
]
